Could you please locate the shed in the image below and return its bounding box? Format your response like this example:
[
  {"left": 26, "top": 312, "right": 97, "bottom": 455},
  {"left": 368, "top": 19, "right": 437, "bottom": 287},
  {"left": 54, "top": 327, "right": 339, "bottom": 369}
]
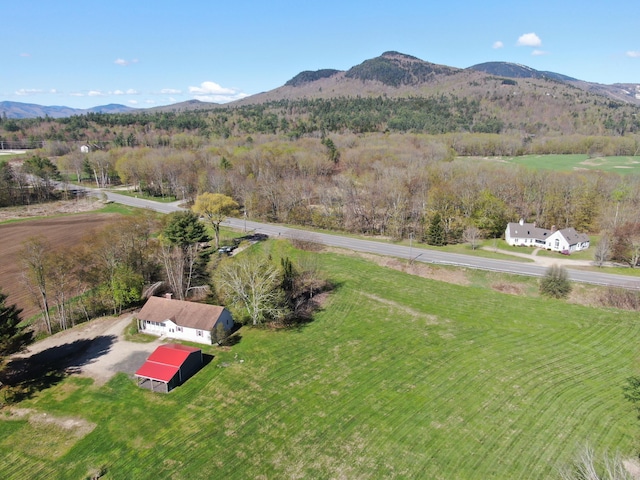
[{"left": 135, "top": 343, "right": 203, "bottom": 393}]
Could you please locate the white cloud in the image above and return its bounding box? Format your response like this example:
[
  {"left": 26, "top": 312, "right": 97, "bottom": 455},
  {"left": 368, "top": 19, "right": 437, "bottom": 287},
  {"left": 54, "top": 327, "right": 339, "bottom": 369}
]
[
  {"left": 15, "top": 88, "right": 44, "bottom": 96},
  {"left": 161, "top": 88, "right": 182, "bottom": 94},
  {"left": 516, "top": 33, "right": 542, "bottom": 47},
  {"left": 626, "top": 51, "right": 640, "bottom": 58},
  {"left": 20, "top": 53, "right": 31, "bottom": 57},
  {"left": 129, "top": 100, "right": 139, "bottom": 105},
  {"left": 112, "top": 88, "right": 139, "bottom": 95},
  {"left": 189, "top": 81, "right": 237, "bottom": 95},
  {"left": 493, "top": 41, "right": 504, "bottom": 49},
  {"left": 188, "top": 81, "right": 248, "bottom": 103},
  {"left": 531, "top": 50, "right": 548, "bottom": 56},
  {"left": 114, "top": 58, "right": 139, "bottom": 66},
  {"left": 88, "top": 90, "right": 105, "bottom": 97}
]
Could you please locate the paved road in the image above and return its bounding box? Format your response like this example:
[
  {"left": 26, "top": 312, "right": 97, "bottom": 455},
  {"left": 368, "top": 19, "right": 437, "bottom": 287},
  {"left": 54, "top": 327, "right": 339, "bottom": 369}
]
[{"left": 99, "top": 190, "right": 640, "bottom": 291}]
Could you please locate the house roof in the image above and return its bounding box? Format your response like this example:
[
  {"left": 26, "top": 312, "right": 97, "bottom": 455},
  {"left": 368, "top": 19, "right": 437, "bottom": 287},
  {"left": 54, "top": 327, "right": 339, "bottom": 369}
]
[
  {"left": 137, "top": 296, "right": 226, "bottom": 331},
  {"left": 135, "top": 343, "right": 201, "bottom": 383},
  {"left": 556, "top": 228, "right": 590, "bottom": 246},
  {"left": 506, "top": 222, "right": 551, "bottom": 240}
]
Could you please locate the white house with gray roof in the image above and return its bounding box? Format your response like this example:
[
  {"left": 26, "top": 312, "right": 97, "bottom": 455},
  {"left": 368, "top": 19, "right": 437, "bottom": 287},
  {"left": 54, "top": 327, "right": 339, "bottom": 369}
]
[
  {"left": 136, "top": 295, "right": 234, "bottom": 345},
  {"left": 505, "top": 219, "right": 590, "bottom": 254}
]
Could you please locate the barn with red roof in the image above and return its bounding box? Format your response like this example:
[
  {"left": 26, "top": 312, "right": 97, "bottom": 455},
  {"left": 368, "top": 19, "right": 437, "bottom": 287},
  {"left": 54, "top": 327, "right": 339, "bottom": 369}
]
[{"left": 135, "top": 343, "right": 203, "bottom": 393}]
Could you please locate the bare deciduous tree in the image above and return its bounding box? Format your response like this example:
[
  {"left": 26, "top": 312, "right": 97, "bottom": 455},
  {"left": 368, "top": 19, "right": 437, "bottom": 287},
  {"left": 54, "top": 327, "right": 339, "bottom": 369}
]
[
  {"left": 19, "top": 237, "right": 53, "bottom": 334},
  {"left": 216, "top": 254, "right": 286, "bottom": 326},
  {"left": 594, "top": 233, "right": 612, "bottom": 267},
  {"left": 462, "top": 225, "right": 483, "bottom": 250}
]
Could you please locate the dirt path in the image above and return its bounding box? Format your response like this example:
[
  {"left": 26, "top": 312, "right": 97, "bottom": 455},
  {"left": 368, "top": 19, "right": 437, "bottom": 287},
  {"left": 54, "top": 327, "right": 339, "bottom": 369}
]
[{"left": 11, "top": 313, "right": 163, "bottom": 386}]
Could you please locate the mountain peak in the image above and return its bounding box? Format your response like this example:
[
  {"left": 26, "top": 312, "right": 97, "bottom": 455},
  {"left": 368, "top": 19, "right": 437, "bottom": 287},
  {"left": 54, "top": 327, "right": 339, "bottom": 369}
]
[
  {"left": 468, "top": 62, "right": 578, "bottom": 82},
  {"left": 345, "top": 51, "right": 459, "bottom": 87},
  {"left": 284, "top": 69, "right": 342, "bottom": 87}
]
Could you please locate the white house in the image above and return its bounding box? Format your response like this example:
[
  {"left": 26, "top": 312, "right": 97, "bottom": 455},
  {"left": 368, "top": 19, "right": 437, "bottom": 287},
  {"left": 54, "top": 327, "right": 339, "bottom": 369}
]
[
  {"left": 136, "top": 295, "right": 234, "bottom": 345},
  {"left": 505, "top": 219, "right": 590, "bottom": 253}
]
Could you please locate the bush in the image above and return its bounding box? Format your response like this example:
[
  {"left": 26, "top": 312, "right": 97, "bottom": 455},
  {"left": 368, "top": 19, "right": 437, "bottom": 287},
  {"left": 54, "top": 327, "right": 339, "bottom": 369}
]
[{"left": 539, "top": 265, "right": 572, "bottom": 299}]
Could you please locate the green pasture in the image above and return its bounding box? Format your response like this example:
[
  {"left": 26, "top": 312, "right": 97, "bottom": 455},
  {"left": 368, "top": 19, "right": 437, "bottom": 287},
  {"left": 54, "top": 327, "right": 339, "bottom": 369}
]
[
  {"left": 1, "top": 249, "right": 639, "bottom": 479},
  {"left": 497, "top": 154, "right": 640, "bottom": 174}
]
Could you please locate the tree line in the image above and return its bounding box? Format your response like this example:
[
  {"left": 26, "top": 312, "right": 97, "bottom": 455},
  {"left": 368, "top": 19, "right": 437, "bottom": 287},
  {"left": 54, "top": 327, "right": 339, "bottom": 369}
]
[
  {"left": 4, "top": 130, "right": 640, "bottom": 267},
  {"left": 4, "top": 89, "right": 640, "bottom": 147},
  {"left": 17, "top": 204, "right": 328, "bottom": 336}
]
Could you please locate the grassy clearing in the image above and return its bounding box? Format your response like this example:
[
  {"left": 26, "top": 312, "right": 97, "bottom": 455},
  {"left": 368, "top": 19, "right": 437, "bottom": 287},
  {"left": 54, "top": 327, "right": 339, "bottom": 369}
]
[
  {"left": 0, "top": 246, "right": 639, "bottom": 479},
  {"left": 495, "top": 154, "right": 640, "bottom": 174}
]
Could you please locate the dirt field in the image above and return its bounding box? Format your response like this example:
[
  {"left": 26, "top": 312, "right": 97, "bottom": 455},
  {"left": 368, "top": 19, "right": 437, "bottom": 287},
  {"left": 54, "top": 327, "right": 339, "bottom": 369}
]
[{"left": 0, "top": 209, "right": 117, "bottom": 319}]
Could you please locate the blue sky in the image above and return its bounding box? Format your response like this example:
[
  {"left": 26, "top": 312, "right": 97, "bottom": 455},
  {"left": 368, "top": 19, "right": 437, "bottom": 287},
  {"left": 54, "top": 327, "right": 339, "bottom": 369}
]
[{"left": 4, "top": 0, "right": 639, "bottom": 109}]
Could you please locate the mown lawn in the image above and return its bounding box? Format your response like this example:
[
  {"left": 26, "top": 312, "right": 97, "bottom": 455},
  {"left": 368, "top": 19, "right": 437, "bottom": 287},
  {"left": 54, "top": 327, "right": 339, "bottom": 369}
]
[
  {"left": 1, "top": 251, "right": 639, "bottom": 479},
  {"left": 500, "top": 154, "right": 640, "bottom": 174}
]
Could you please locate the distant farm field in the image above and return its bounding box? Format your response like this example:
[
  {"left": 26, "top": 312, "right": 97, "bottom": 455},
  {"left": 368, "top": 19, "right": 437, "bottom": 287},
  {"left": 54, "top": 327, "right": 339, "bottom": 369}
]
[
  {"left": 1, "top": 247, "right": 639, "bottom": 479},
  {"left": 0, "top": 214, "right": 116, "bottom": 319},
  {"left": 477, "top": 154, "right": 640, "bottom": 174}
]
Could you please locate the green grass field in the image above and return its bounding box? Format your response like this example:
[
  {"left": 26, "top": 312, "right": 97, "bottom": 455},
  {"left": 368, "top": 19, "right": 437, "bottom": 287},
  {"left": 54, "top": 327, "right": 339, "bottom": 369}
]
[
  {"left": 497, "top": 154, "right": 640, "bottom": 174},
  {"left": 1, "top": 246, "right": 639, "bottom": 479}
]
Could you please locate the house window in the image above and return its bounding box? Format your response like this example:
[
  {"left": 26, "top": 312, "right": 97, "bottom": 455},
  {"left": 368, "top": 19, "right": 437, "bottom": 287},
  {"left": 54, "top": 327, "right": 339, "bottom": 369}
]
[
  {"left": 177, "top": 326, "right": 183, "bottom": 332},
  {"left": 555, "top": 239, "right": 560, "bottom": 249},
  {"left": 197, "top": 330, "right": 203, "bottom": 336}
]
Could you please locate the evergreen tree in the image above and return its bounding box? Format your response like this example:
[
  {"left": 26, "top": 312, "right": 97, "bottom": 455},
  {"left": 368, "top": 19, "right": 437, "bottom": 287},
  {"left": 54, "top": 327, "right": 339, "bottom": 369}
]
[
  {"left": 426, "top": 213, "right": 445, "bottom": 246},
  {"left": 0, "top": 291, "right": 33, "bottom": 360}
]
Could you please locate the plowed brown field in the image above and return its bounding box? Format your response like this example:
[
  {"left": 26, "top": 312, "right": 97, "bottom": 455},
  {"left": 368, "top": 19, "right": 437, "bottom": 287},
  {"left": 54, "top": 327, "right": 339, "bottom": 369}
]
[{"left": 0, "top": 214, "right": 116, "bottom": 319}]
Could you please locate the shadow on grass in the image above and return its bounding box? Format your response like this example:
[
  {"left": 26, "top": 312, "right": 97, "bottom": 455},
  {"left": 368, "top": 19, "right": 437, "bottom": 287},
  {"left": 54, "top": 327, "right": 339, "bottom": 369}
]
[
  {"left": 0, "top": 335, "right": 116, "bottom": 403},
  {"left": 282, "top": 280, "right": 343, "bottom": 330}
]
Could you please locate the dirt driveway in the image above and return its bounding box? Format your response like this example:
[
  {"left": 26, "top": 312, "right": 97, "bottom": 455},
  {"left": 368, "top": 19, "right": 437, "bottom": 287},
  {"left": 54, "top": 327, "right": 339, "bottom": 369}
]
[{"left": 9, "top": 312, "right": 163, "bottom": 386}]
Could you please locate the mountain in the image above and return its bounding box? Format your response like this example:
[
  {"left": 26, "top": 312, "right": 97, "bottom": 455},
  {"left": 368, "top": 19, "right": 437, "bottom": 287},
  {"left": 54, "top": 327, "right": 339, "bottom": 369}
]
[
  {"left": 230, "top": 52, "right": 640, "bottom": 108},
  {"left": 3, "top": 52, "right": 640, "bottom": 118},
  {"left": 468, "top": 61, "right": 577, "bottom": 83},
  {"left": 231, "top": 52, "right": 479, "bottom": 106},
  {"left": 468, "top": 61, "right": 640, "bottom": 105},
  {"left": 0, "top": 101, "right": 135, "bottom": 119}
]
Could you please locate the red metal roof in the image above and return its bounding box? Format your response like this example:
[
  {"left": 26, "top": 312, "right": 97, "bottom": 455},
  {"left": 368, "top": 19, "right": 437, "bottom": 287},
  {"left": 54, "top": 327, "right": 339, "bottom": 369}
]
[
  {"left": 135, "top": 361, "right": 179, "bottom": 383},
  {"left": 135, "top": 344, "right": 201, "bottom": 383}
]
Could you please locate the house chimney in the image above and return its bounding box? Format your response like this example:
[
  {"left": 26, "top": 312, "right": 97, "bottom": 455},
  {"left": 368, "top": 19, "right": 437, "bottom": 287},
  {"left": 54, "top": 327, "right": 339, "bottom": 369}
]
[
  {"left": 519, "top": 218, "right": 524, "bottom": 226},
  {"left": 165, "top": 293, "right": 173, "bottom": 300},
  {"left": 551, "top": 225, "right": 556, "bottom": 232}
]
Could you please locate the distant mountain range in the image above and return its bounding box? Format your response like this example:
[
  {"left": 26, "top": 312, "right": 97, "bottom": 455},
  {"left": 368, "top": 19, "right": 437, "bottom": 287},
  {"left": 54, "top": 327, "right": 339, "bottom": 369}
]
[
  {"left": 3, "top": 52, "right": 640, "bottom": 118},
  {"left": 227, "top": 51, "right": 640, "bottom": 109},
  {"left": 0, "top": 101, "right": 135, "bottom": 119}
]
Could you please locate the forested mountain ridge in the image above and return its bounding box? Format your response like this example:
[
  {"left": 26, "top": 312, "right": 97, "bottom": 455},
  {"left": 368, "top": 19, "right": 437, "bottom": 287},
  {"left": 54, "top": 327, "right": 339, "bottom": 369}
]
[
  {"left": 468, "top": 62, "right": 578, "bottom": 82},
  {"left": 0, "top": 101, "right": 135, "bottom": 119},
  {"left": 469, "top": 61, "right": 640, "bottom": 106},
  {"left": 231, "top": 51, "right": 640, "bottom": 108}
]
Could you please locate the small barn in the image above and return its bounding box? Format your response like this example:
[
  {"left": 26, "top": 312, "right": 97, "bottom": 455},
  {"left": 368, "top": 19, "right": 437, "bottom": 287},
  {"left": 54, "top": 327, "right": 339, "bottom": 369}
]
[
  {"left": 135, "top": 344, "right": 203, "bottom": 393},
  {"left": 137, "top": 295, "right": 234, "bottom": 345}
]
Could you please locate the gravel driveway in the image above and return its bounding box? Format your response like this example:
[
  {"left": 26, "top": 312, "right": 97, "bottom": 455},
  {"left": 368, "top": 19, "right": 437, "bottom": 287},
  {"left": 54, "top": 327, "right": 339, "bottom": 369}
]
[{"left": 10, "top": 313, "right": 163, "bottom": 386}]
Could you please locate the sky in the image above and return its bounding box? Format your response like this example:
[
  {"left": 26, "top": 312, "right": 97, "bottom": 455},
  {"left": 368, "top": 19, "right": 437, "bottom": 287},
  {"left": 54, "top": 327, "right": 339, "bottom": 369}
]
[{"left": 4, "top": 0, "right": 640, "bottom": 110}]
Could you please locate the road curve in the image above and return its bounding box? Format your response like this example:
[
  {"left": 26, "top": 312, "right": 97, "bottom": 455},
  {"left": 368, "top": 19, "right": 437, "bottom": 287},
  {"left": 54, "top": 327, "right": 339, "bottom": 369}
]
[{"left": 99, "top": 190, "right": 640, "bottom": 291}]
